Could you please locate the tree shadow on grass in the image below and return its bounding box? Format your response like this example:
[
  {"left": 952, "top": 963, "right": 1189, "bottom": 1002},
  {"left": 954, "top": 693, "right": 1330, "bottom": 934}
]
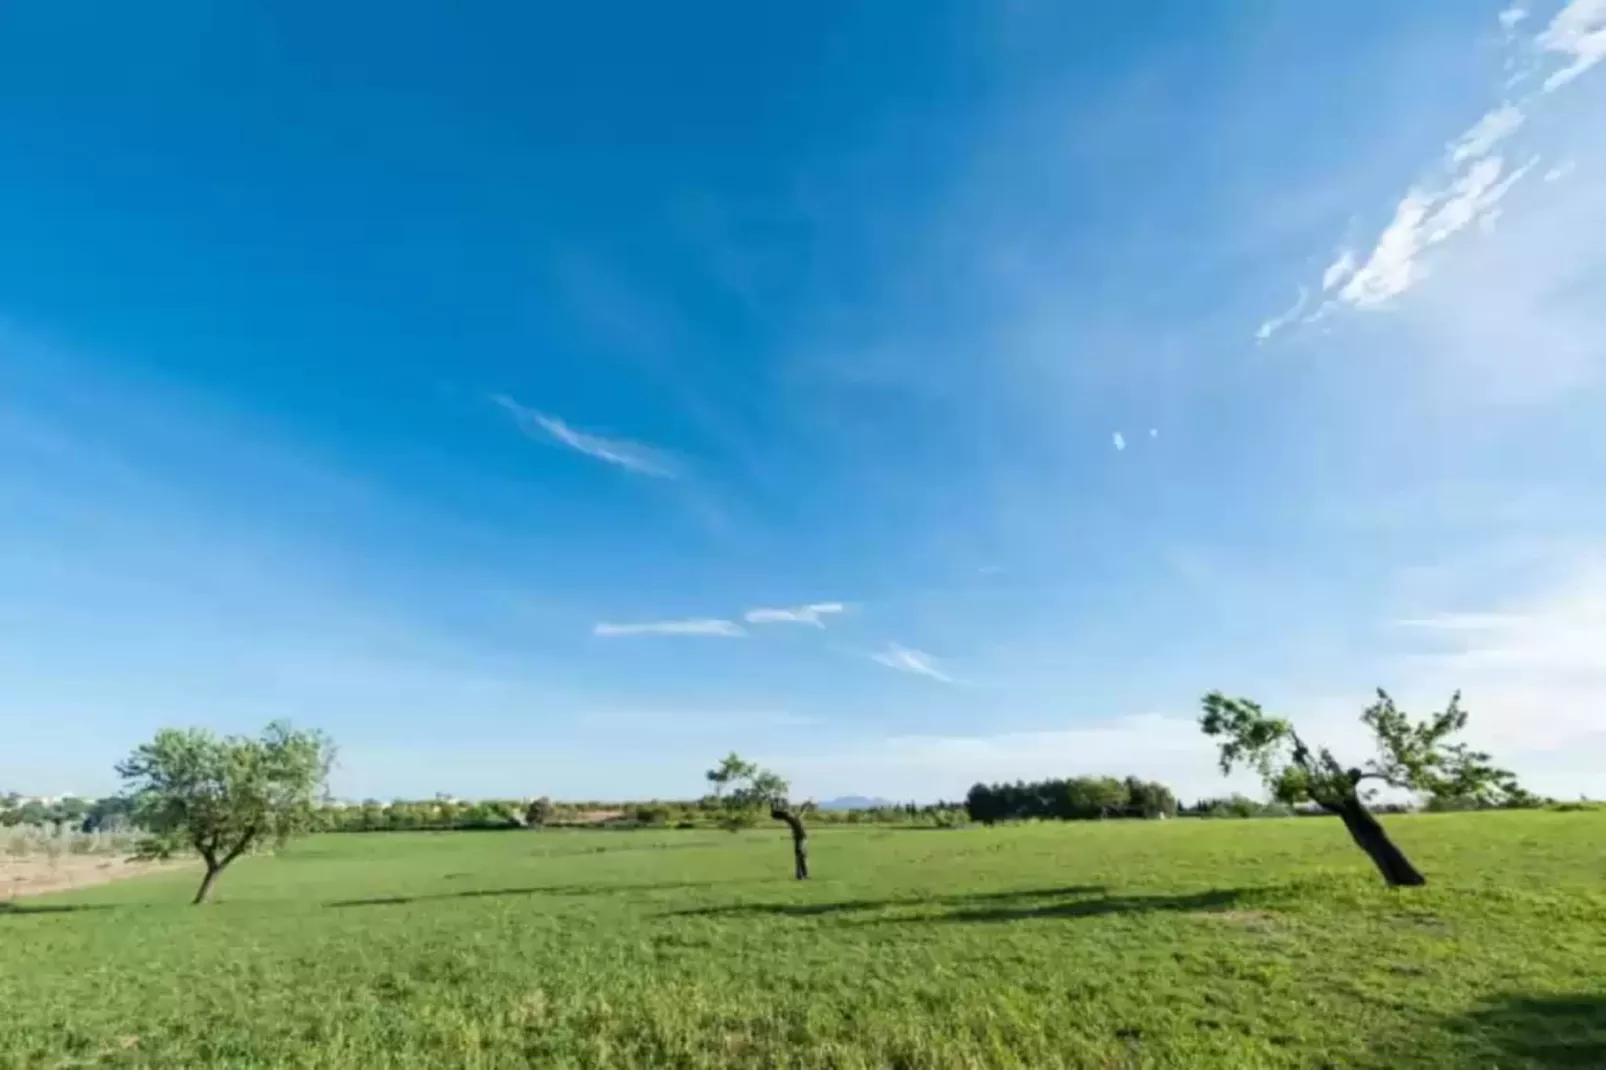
[
  {"left": 924, "top": 887, "right": 1250, "bottom": 925},
  {"left": 1434, "top": 993, "right": 1606, "bottom": 1069},
  {"left": 328, "top": 878, "right": 740, "bottom": 908},
  {"left": 0, "top": 901, "right": 115, "bottom": 916},
  {"left": 666, "top": 885, "right": 1110, "bottom": 920}
]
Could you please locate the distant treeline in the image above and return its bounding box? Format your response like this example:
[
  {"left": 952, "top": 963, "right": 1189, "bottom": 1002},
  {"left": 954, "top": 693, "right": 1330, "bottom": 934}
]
[
  {"left": 8, "top": 787, "right": 1564, "bottom": 839},
  {"left": 0, "top": 793, "right": 133, "bottom": 832},
  {"left": 312, "top": 796, "right": 970, "bottom": 833},
  {"left": 965, "top": 776, "right": 1179, "bottom": 824}
]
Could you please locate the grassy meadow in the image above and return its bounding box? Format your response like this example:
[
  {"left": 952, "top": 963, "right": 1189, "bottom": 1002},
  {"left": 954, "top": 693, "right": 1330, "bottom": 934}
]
[{"left": 2, "top": 811, "right": 1604, "bottom": 1069}]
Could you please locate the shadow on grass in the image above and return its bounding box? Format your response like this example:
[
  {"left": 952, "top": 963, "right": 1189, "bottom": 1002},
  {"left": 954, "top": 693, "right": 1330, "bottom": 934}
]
[
  {"left": 667, "top": 884, "right": 1112, "bottom": 920},
  {"left": 1449, "top": 993, "right": 1606, "bottom": 1069},
  {"left": 0, "top": 901, "right": 116, "bottom": 916},
  {"left": 329, "top": 879, "right": 737, "bottom": 908},
  {"left": 666, "top": 885, "right": 1289, "bottom": 927},
  {"left": 931, "top": 887, "right": 1248, "bottom": 924}
]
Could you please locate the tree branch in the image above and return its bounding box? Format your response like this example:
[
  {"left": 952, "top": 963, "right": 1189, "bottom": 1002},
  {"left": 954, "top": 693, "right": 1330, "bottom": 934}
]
[{"left": 219, "top": 826, "right": 259, "bottom": 868}]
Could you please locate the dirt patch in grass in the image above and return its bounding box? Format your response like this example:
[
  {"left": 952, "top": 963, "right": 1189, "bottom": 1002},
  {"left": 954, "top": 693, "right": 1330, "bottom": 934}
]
[{"left": 1, "top": 857, "right": 191, "bottom": 900}]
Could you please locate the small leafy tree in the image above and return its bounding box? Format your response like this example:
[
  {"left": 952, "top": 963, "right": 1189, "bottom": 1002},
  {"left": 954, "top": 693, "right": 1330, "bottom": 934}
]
[
  {"left": 705, "top": 752, "right": 757, "bottom": 801},
  {"left": 117, "top": 721, "right": 334, "bottom": 904},
  {"left": 524, "top": 796, "right": 555, "bottom": 828},
  {"left": 1200, "top": 689, "right": 1526, "bottom": 887},
  {"left": 705, "top": 753, "right": 810, "bottom": 879}
]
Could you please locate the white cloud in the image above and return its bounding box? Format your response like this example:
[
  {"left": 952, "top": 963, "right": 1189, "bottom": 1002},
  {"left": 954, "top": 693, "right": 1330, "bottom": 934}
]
[
  {"left": 1258, "top": 2, "right": 1606, "bottom": 333},
  {"left": 492, "top": 395, "right": 678, "bottom": 478},
  {"left": 744, "top": 602, "right": 847, "bottom": 628},
  {"left": 1428, "top": 155, "right": 1537, "bottom": 242},
  {"left": 870, "top": 642, "right": 953, "bottom": 683},
  {"left": 1337, "top": 154, "right": 1536, "bottom": 309},
  {"left": 1544, "top": 160, "right": 1577, "bottom": 182},
  {"left": 1321, "top": 250, "right": 1358, "bottom": 292},
  {"left": 1335, "top": 188, "right": 1436, "bottom": 308},
  {"left": 1448, "top": 104, "right": 1525, "bottom": 164},
  {"left": 1148, "top": 427, "right": 1159, "bottom": 438},
  {"left": 1255, "top": 286, "right": 1309, "bottom": 340},
  {"left": 1539, "top": 0, "right": 1606, "bottom": 92},
  {"left": 593, "top": 618, "right": 745, "bottom": 637},
  {"left": 1111, "top": 430, "right": 1126, "bottom": 451}
]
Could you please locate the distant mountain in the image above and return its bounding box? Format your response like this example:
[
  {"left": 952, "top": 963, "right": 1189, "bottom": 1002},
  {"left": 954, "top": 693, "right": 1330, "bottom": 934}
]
[{"left": 817, "top": 795, "right": 896, "bottom": 811}]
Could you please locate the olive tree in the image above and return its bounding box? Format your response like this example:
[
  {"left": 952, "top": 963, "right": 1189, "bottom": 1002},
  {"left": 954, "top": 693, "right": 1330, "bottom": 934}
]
[
  {"left": 704, "top": 753, "right": 810, "bottom": 879},
  {"left": 117, "top": 721, "right": 334, "bottom": 904},
  {"left": 1200, "top": 689, "right": 1527, "bottom": 887}
]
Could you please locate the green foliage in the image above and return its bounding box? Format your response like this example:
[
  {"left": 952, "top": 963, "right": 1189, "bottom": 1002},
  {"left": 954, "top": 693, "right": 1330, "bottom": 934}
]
[
  {"left": 116, "top": 721, "right": 334, "bottom": 896},
  {"left": 705, "top": 753, "right": 793, "bottom": 832},
  {"left": 633, "top": 805, "right": 669, "bottom": 827},
  {"left": 4, "top": 814, "right": 1605, "bottom": 1067},
  {"left": 705, "top": 752, "right": 757, "bottom": 799},
  {"left": 525, "top": 797, "right": 555, "bottom": 827},
  {"left": 1190, "top": 794, "right": 1297, "bottom": 819},
  {"left": 0, "top": 794, "right": 130, "bottom": 832},
  {"left": 1200, "top": 689, "right": 1527, "bottom": 812},
  {"left": 964, "top": 775, "right": 1179, "bottom": 824}
]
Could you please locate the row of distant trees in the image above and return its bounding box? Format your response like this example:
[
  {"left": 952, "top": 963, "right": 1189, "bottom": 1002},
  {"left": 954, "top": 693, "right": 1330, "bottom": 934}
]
[
  {"left": 0, "top": 793, "right": 134, "bottom": 832},
  {"left": 965, "top": 776, "right": 1178, "bottom": 824},
  {"left": 309, "top": 795, "right": 970, "bottom": 833}
]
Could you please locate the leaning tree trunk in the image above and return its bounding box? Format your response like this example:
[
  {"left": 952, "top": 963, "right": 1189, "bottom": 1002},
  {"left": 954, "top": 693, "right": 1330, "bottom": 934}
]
[
  {"left": 192, "top": 864, "right": 224, "bottom": 905},
  {"left": 1331, "top": 798, "right": 1426, "bottom": 887},
  {"left": 770, "top": 808, "right": 809, "bottom": 880}
]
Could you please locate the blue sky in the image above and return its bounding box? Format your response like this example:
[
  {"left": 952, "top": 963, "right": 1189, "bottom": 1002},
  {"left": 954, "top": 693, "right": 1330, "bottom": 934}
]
[{"left": 3, "top": 1, "right": 1603, "bottom": 804}]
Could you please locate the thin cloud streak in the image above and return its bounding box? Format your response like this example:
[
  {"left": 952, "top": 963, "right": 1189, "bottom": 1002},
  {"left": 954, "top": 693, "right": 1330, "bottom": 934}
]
[
  {"left": 1538, "top": 0, "right": 1606, "bottom": 92},
  {"left": 1448, "top": 104, "right": 1524, "bottom": 164},
  {"left": 744, "top": 602, "right": 848, "bottom": 627},
  {"left": 492, "top": 394, "right": 678, "bottom": 478},
  {"left": 870, "top": 642, "right": 954, "bottom": 683},
  {"left": 1255, "top": 286, "right": 1309, "bottom": 340},
  {"left": 593, "top": 618, "right": 746, "bottom": 637},
  {"left": 1258, "top": 4, "right": 1606, "bottom": 336}
]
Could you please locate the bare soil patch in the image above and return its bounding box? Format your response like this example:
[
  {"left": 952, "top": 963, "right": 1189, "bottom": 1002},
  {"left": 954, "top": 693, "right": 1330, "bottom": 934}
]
[{"left": 1, "top": 856, "right": 191, "bottom": 900}]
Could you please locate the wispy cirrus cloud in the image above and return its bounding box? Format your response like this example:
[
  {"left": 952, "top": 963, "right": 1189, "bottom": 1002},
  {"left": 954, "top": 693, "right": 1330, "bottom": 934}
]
[
  {"left": 1328, "top": 147, "right": 1537, "bottom": 312},
  {"left": 492, "top": 394, "right": 678, "bottom": 478},
  {"left": 1257, "top": 2, "right": 1604, "bottom": 338},
  {"left": 1447, "top": 104, "right": 1524, "bottom": 164},
  {"left": 1543, "top": 160, "right": 1576, "bottom": 182},
  {"left": 744, "top": 602, "right": 847, "bottom": 627},
  {"left": 870, "top": 642, "right": 953, "bottom": 683},
  {"left": 1538, "top": 0, "right": 1606, "bottom": 92},
  {"left": 593, "top": 618, "right": 745, "bottom": 637},
  {"left": 1255, "top": 286, "right": 1309, "bottom": 341}
]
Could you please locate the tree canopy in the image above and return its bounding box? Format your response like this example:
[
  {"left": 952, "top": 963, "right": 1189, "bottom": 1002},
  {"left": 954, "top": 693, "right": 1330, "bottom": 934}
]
[
  {"left": 1199, "top": 688, "right": 1528, "bottom": 886},
  {"left": 117, "top": 721, "right": 334, "bottom": 903},
  {"left": 1200, "top": 689, "right": 1528, "bottom": 810}
]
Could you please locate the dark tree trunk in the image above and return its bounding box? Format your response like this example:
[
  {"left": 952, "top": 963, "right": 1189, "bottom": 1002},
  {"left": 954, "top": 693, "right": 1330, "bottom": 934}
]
[
  {"left": 771, "top": 808, "right": 809, "bottom": 880},
  {"left": 192, "top": 864, "right": 223, "bottom": 905},
  {"left": 1332, "top": 798, "right": 1426, "bottom": 887}
]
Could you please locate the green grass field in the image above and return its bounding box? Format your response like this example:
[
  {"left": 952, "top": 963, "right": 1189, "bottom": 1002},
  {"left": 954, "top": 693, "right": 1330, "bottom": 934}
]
[{"left": 3, "top": 812, "right": 1604, "bottom": 1069}]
